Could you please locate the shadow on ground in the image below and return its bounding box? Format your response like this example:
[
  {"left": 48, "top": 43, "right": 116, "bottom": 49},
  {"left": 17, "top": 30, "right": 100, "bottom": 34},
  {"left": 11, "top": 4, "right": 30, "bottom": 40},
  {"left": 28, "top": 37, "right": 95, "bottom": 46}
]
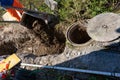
[
  {"left": 33, "top": 42, "right": 120, "bottom": 80},
  {"left": 8, "top": 41, "right": 120, "bottom": 80}
]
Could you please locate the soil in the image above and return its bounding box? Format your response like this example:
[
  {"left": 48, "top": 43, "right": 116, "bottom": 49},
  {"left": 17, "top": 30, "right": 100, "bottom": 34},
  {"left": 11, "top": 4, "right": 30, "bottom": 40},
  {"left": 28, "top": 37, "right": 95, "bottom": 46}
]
[
  {"left": 0, "top": 41, "right": 17, "bottom": 55},
  {"left": 0, "top": 19, "right": 119, "bottom": 80},
  {"left": 0, "top": 22, "right": 66, "bottom": 56},
  {"left": 23, "top": 19, "right": 66, "bottom": 56}
]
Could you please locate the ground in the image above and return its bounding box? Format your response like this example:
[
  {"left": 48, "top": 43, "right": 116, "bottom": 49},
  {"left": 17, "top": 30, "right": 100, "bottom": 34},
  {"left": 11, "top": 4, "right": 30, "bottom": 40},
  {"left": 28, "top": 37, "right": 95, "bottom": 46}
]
[
  {"left": 0, "top": 21, "right": 119, "bottom": 80},
  {"left": 0, "top": 0, "right": 120, "bottom": 79}
]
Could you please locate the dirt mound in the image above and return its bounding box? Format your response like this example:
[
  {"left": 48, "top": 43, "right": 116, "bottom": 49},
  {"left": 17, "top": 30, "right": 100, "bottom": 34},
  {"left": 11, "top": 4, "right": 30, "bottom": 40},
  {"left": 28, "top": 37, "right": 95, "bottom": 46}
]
[
  {"left": 0, "top": 24, "right": 30, "bottom": 55},
  {"left": 20, "top": 20, "right": 66, "bottom": 56},
  {"left": 0, "top": 23, "right": 66, "bottom": 56}
]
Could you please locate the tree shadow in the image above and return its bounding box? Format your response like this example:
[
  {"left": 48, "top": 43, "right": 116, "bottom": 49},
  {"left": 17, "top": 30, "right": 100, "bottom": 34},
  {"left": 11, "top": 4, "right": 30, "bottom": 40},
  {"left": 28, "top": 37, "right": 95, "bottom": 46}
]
[
  {"left": 15, "top": 41, "right": 120, "bottom": 80},
  {"left": 34, "top": 47, "right": 120, "bottom": 80},
  {"left": 56, "top": 49, "right": 120, "bottom": 72},
  {"left": 29, "top": 42, "right": 120, "bottom": 80},
  {"left": 56, "top": 41, "right": 120, "bottom": 72}
]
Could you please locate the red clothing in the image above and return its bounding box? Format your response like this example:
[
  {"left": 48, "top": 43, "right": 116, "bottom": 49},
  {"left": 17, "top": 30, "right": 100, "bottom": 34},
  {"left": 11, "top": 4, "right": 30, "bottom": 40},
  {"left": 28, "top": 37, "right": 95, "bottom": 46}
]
[{"left": 6, "top": 0, "right": 24, "bottom": 21}]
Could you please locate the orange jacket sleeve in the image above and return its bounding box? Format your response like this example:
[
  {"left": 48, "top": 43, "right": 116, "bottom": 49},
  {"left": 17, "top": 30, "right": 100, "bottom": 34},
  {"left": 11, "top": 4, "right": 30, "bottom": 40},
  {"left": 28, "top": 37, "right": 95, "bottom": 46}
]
[{"left": 6, "top": 0, "right": 24, "bottom": 21}]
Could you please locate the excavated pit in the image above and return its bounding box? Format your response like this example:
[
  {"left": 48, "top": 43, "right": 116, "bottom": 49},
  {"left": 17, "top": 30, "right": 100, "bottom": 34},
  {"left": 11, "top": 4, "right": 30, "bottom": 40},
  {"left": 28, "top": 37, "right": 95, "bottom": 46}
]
[
  {"left": 0, "top": 22, "right": 66, "bottom": 56},
  {"left": 26, "top": 19, "right": 66, "bottom": 56}
]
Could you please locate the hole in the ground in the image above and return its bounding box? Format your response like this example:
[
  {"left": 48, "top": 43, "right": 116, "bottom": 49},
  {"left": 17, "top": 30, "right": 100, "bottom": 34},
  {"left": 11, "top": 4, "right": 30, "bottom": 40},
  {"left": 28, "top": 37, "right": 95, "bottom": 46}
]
[
  {"left": 20, "top": 12, "right": 66, "bottom": 56},
  {"left": 67, "top": 23, "right": 92, "bottom": 46},
  {"left": 0, "top": 41, "right": 17, "bottom": 55},
  {"left": 31, "top": 20, "right": 66, "bottom": 56}
]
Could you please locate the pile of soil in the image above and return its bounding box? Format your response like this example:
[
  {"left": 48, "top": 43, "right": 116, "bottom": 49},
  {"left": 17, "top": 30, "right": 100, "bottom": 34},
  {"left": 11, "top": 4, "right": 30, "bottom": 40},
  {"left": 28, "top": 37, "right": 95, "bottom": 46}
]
[
  {"left": 21, "top": 19, "right": 66, "bottom": 56},
  {"left": 0, "top": 22, "right": 66, "bottom": 56}
]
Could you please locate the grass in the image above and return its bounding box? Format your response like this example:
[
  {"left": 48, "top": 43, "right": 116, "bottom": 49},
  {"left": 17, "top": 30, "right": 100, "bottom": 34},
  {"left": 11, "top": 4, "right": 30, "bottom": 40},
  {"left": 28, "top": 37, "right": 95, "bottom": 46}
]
[
  {"left": 1, "top": 0, "right": 120, "bottom": 27},
  {"left": 31, "top": 0, "right": 119, "bottom": 20},
  {"left": 21, "top": 0, "right": 120, "bottom": 33}
]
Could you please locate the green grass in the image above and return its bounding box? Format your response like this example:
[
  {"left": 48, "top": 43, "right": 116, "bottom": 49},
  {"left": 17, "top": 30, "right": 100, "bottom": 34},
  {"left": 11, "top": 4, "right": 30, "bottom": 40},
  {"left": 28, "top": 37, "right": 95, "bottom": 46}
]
[
  {"left": 27, "top": 0, "right": 120, "bottom": 28},
  {"left": 1, "top": 0, "right": 119, "bottom": 24}
]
